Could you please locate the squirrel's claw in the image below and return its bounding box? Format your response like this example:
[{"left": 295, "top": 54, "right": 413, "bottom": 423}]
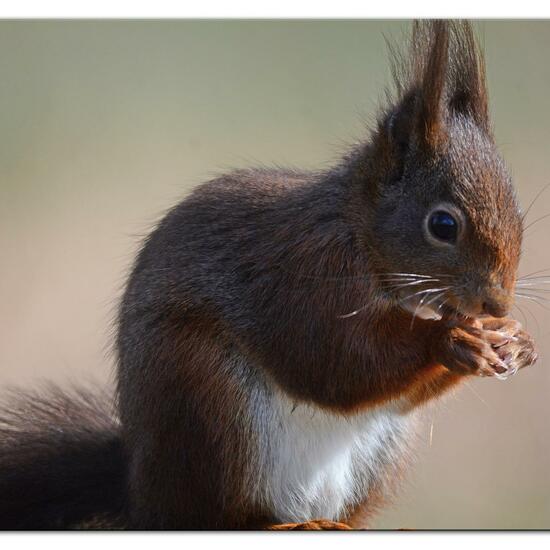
[{"left": 433, "top": 316, "right": 537, "bottom": 379}]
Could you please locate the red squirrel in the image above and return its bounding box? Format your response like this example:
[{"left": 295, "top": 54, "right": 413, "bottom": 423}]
[{"left": 0, "top": 20, "right": 538, "bottom": 529}]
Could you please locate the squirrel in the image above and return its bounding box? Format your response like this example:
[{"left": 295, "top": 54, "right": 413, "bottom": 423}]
[{"left": 0, "top": 20, "right": 539, "bottom": 530}]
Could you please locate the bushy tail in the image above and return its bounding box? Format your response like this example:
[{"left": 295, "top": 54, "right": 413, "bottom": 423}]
[{"left": 0, "top": 384, "right": 126, "bottom": 529}]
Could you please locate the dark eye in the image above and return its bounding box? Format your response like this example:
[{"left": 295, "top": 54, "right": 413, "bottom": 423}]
[{"left": 429, "top": 211, "right": 458, "bottom": 243}]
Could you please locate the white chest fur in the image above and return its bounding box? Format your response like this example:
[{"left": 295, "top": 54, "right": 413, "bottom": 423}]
[{"left": 253, "top": 391, "right": 414, "bottom": 523}]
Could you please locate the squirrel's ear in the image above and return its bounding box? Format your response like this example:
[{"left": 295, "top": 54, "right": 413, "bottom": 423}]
[
  {"left": 384, "top": 20, "right": 489, "bottom": 156},
  {"left": 417, "top": 20, "right": 449, "bottom": 148},
  {"left": 447, "top": 20, "right": 489, "bottom": 131},
  {"left": 383, "top": 20, "right": 449, "bottom": 155},
  {"left": 416, "top": 20, "right": 490, "bottom": 137}
]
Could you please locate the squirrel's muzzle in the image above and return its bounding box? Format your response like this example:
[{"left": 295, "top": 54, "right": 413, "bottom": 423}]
[{"left": 481, "top": 286, "right": 513, "bottom": 318}]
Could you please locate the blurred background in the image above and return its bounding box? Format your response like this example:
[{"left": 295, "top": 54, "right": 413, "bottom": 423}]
[{"left": 0, "top": 20, "right": 549, "bottom": 529}]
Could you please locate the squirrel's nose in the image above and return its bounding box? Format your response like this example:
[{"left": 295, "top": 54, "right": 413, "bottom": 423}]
[{"left": 481, "top": 289, "right": 511, "bottom": 318}]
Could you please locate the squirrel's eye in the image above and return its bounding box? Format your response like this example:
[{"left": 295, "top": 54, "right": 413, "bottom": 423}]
[{"left": 429, "top": 211, "right": 458, "bottom": 243}]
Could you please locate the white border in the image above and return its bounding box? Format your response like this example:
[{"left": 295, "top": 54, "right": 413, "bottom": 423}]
[
  {"left": 5, "top": 532, "right": 550, "bottom": 550},
  {"left": 1, "top": 1, "right": 550, "bottom": 18}
]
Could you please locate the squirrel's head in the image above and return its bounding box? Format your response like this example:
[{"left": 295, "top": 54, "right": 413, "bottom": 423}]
[{"left": 360, "top": 21, "right": 522, "bottom": 320}]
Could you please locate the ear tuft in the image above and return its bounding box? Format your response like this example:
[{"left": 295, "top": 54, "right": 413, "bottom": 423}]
[
  {"left": 416, "top": 20, "right": 449, "bottom": 148},
  {"left": 386, "top": 20, "right": 489, "bottom": 151},
  {"left": 447, "top": 20, "right": 489, "bottom": 129}
]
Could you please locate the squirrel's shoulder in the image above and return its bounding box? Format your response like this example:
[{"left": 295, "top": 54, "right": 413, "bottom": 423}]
[{"left": 188, "top": 167, "right": 318, "bottom": 202}]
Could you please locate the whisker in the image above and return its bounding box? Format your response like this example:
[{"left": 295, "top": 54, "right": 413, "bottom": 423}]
[
  {"left": 512, "top": 303, "right": 528, "bottom": 328},
  {"left": 524, "top": 212, "right": 550, "bottom": 232},
  {"left": 337, "top": 306, "right": 369, "bottom": 320},
  {"left": 377, "top": 277, "right": 437, "bottom": 282},
  {"left": 288, "top": 273, "right": 367, "bottom": 283},
  {"left": 378, "top": 279, "right": 440, "bottom": 292},
  {"left": 515, "top": 287, "right": 550, "bottom": 292},
  {"left": 463, "top": 380, "right": 491, "bottom": 410},
  {"left": 410, "top": 293, "right": 430, "bottom": 330},
  {"left": 423, "top": 289, "right": 449, "bottom": 309},
  {"left": 337, "top": 287, "right": 436, "bottom": 319},
  {"left": 338, "top": 282, "right": 451, "bottom": 321},
  {"left": 409, "top": 289, "right": 449, "bottom": 330},
  {"left": 437, "top": 298, "right": 450, "bottom": 313},
  {"left": 520, "top": 302, "right": 540, "bottom": 336},
  {"left": 379, "top": 273, "right": 452, "bottom": 281},
  {"left": 516, "top": 292, "right": 550, "bottom": 303},
  {"left": 515, "top": 294, "right": 550, "bottom": 312},
  {"left": 381, "top": 273, "right": 436, "bottom": 279},
  {"left": 517, "top": 267, "right": 550, "bottom": 280},
  {"left": 286, "top": 277, "right": 434, "bottom": 294},
  {"left": 276, "top": 269, "right": 448, "bottom": 290},
  {"left": 399, "top": 287, "right": 451, "bottom": 304},
  {"left": 521, "top": 181, "right": 550, "bottom": 222},
  {"left": 378, "top": 280, "right": 436, "bottom": 288}
]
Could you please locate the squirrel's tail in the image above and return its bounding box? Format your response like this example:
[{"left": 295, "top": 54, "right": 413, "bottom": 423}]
[{"left": 0, "top": 384, "right": 126, "bottom": 529}]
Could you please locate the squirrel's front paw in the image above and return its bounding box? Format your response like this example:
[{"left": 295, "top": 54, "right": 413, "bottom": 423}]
[
  {"left": 433, "top": 317, "right": 537, "bottom": 379},
  {"left": 477, "top": 317, "right": 538, "bottom": 379}
]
